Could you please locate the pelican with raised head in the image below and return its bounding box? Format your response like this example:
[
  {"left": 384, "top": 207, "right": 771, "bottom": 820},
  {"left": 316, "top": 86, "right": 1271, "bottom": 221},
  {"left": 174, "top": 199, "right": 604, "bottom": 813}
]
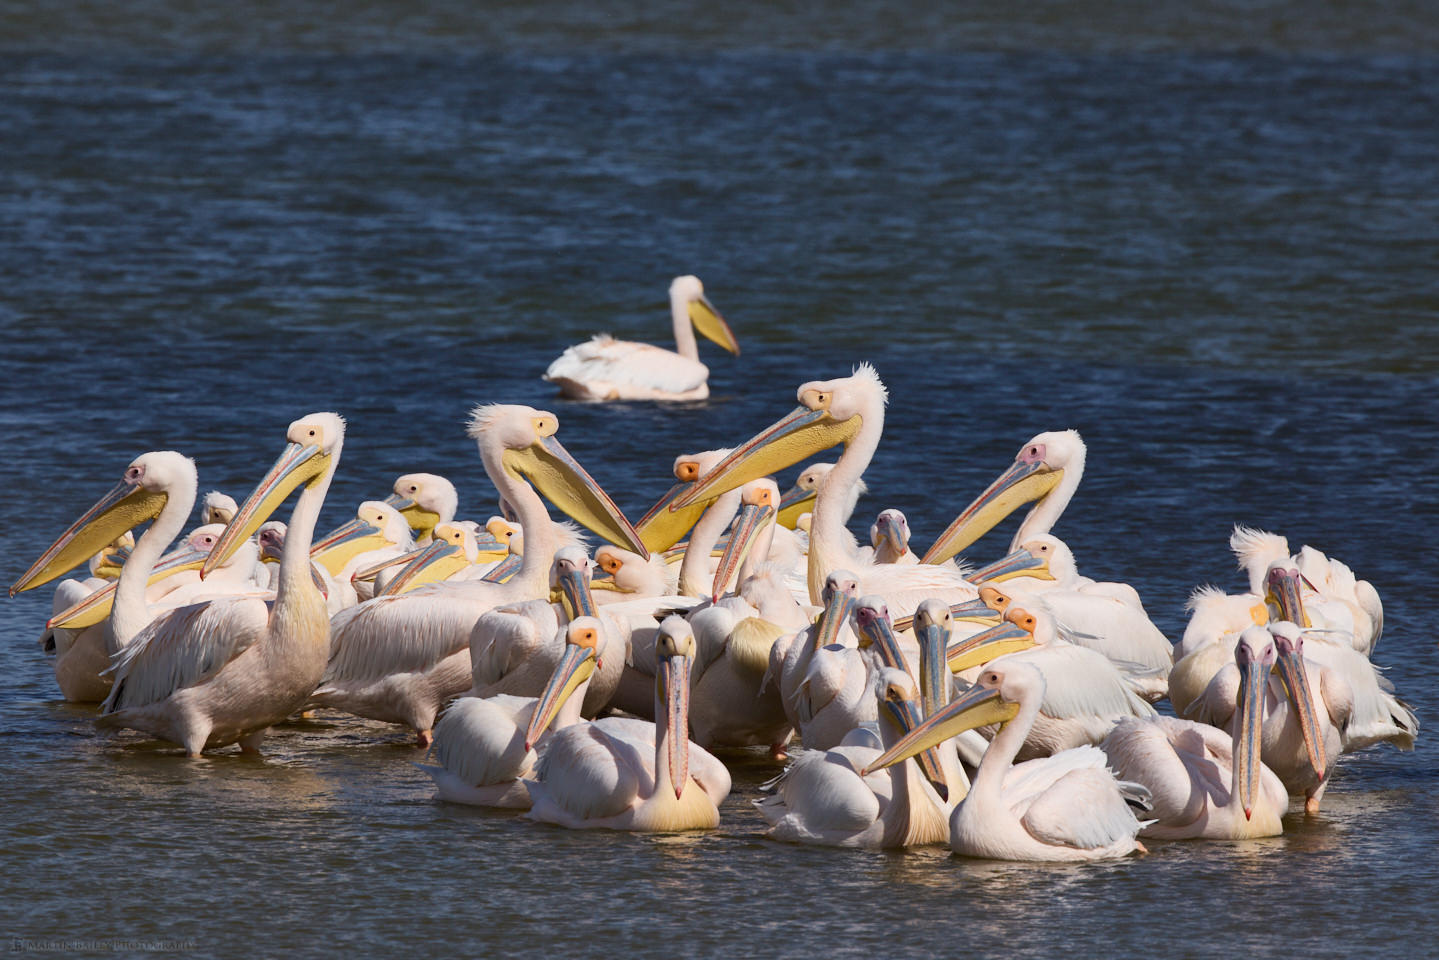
[
  {"left": 314, "top": 405, "right": 648, "bottom": 747},
  {"left": 95, "top": 414, "right": 344, "bottom": 756},
  {"left": 544, "top": 275, "right": 740, "bottom": 402}
]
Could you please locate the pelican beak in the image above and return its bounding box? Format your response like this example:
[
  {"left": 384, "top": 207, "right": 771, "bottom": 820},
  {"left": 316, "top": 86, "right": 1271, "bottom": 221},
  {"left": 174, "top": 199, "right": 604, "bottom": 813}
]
[
  {"left": 967, "top": 548, "right": 1054, "bottom": 585},
  {"left": 636, "top": 480, "right": 713, "bottom": 553},
  {"left": 524, "top": 641, "right": 597, "bottom": 750},
  {"left": 914, "top": 621, "right": 950, "bottom": 720},
  {"left": 556, "top": 566, "right": 597, "bottom": 619},
  {"left": 944, "top": 620, "right": 1036, "bottom": 673},
  {"left": 204, "top": 442, "right": 330, "bottom": 578},
  {"left": 811, "top": 586, "right": 858, "bottom": 653},
  {"left": 891, "top": 597, "right": 999, "bottom": 634},
  {"left": 12, "top": 476, "right": 167, "bottom": 596},
  {"left": 481, "top": 551, "right": 524, "bottom": 584},
  {"left": 352, "top": 549, "right": 417, "bottom": 583},
  {"left": 882, "top": 695, "right": 953, "bottom": 802},
  {"left": 1266, "top": 568, "right": 1311, "bottom": 628},
  {"left": 47, "top": 540, "right": 212, "bottom": 629},
  {"left": 862, "top": 683, "right": 1020, "bottom": 776},
  {"left": 657, "top": 651, "right": 694, "bottom": 799},
  {"left": 1235, "top": 654, "right": 1268, "bottom": 820},
  {"left": 382, "top": 494, "right": 442, "bottom": 540},
  {"left": 309, "top": 518, "right": 386, "bottom": 576},
  {"left": 1274, "top": 637, "right": 1327, "bottom": 783},
  {"left": 672, "top": 404, "right": 863, "bottom": 509},
  {"left": 855, "top": 606, "right": 912, "bottom": 676},
  {"left": 689, "top": 295, "right": 739, "bottom": 355},
  {"left": 92, "top": 539, "right": 133, "bottom": 579},
  {"left": 504, "top": 436, "right": 648, "bottom": 558},
  {"left": 922, "top": 460, "right": 1063, "bottom": 564},
  {"left": 775, "top": 482, "right": 817, "bottom": 530},
  {"left": 375, "top": 539, "right": 460, "bottom": 597},
  {"left": 710, "top": 500, "right": 773, "bottom": 601}
]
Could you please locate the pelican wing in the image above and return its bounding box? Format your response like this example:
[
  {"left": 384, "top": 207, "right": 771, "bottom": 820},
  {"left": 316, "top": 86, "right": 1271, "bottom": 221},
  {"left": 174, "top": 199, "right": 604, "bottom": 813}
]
[
  {"left": 102, "top": 596, "right": 269, "bottom": 713},
  {"left": 528, "top": 721, "right": 646, "bottom": 822},
  {"left": 756, "top": 748, "right": 882, "bottom": 840},
  {"left": 1102, "top": 717, "right": 1230, "bottom": 826},
  {"left": 1018, "top": 645, "right": 1156, "bottom": 735},
  {"left": 469, "top": 602, "right": 558, "bottom": 691},
  {"left": 545, "top": 337, "right": 709, "bottom": 398},
  {"left": 323, "top": 592, "right": 483, "bottom": 687},
  {"left": 1012, "top": 746, "right": 1149, "bottom": 851},
  {"left": 431, "top": 695, "right": 536, "bottom": 787}
]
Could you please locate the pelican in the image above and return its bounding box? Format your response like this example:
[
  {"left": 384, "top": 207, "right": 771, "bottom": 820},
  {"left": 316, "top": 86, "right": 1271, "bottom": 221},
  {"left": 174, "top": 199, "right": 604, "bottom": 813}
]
[
  {"left": 923, "top": 429, "right": 1087, "bottom": 563},
  {"left": 1183, "top": 622, "right": 1340, "bottom": 814},
  {"left": 966, "top": 536, "right": 1172, "bottom": 676},
  {"left": 372, "top": 522, "right": 506, "bottom": 597},
  {"left": 945, "top": 604, "right": 1157, "bottom": 759},
  {"left": 1101, "top": 628, "right": 1290, "bottom": 839},
  {"left": 768, "top": 570, "right": 859, "bottom": 743},
  {"left": 864, "top": 659, "right": 1152, "bottom": 861},
  {"left": 87, "top": 414, "right": 344, "bottom": 756},
  {"left": 468, "top": 546, "right": 624, "bottom": 718},
  {"left": 313, "top": 405, "right": 648, "bottom": 747},
  {"left": 200, "top": 491, "right": 238, "bottom": 526},
  {"left": 309, "top": 500, "right": 415, "bottom": 604},
  {"left": 543, "top": 275, "right": 739, "bottom": 402},
  {"left": 674, "top": 365, "right": 978, "bottom": 614},
  {"left": 524, "top": 617, "right": 732, "bottom": 831},
  {"left": 421, "top": 617, "right": 602, "bottom": 808},
  {"left": 755, "top": 669, "right": 957, "bottom": 849},
  {"left": 12, "top": 451, "right": 201, "bottom": 703}
]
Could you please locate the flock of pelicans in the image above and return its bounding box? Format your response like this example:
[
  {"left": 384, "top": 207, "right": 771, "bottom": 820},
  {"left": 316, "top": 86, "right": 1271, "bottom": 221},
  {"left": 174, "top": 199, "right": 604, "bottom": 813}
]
[{"left": 7, "top": 281, "right": 1421, "bottom": 860}]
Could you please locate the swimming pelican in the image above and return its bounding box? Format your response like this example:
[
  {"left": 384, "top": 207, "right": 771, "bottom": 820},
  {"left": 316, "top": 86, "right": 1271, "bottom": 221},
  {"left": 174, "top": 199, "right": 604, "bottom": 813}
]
[
  {"left": 1182, "top": 622, "right": 1340, "bottom": 814},
  {"left": 923, "top": 429, "right": 1087, "bottom": 563},
  {"left": 543, "top": 275, "right": 739, "bottom": 402},
  {"left": 1101, "top": 628, "right": 1290, "bottom": 839},
  {"left": 524, "top": 616, "right": 732, "bottom": 831},
  {"left": 755, "top": 668, "right": 956, "bottom": 848},
  {"left": 864, "top": 659, "right": 1152, "bottom": 861},
  {"left": 12, "top": 451, "right": 201, "bottom": 703},
  {"left": 93, "top": 414, "right": 345, "bottom": 755},
  {"left": 674, "top": 365, "right": 977, "bottom": 614},
  {"left": 421, "top": 617, "right": 602, "bottom": 808},
  {"left": 314, "top": 405, "right": 647, "bottom": 746}
]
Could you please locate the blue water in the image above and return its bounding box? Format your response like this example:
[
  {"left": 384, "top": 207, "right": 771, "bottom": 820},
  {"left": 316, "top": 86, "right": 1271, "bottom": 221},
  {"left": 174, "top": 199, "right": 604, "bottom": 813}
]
[{"left": 2, "top": 3, "right": 1437, "bottom": 956}]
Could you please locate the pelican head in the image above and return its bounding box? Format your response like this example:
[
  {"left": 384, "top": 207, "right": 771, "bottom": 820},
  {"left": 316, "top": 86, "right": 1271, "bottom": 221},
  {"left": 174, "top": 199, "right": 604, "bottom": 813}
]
[
  {"left": 710, "top": 478, "right": 778, "bottom": 602},
  {"left": 923, "top": 429, "right": 1084, "bottom": 564},
  {"left": 671, "top": 275, "right": 739, "bottom": 356},
  {"left": 636, "top": 449, "right": 732, "bottom": 553},
  {"left": 873, "top": 667, "right": 953, "bottom": 800},
  {"left": 854, "top": 596, "right": 911, "bottom": 675},
  {"left": 12, "top": 451, "right": 198, "bottom": 597},
  {"left": 655, "top": 616, "right": 698, "bottom": 799},
  {"left": 384, "top": 473, "right": 458, "bottom": 540},
  {"left": 672, "top": 365, "right": 887, "bottom": 509},
  {"left": 777, "top": 462, "right": 844, "bottom": 528},
  {"left": 810, "top": 569, "right": 860, "bottom": 651},
  {"left": 204, "top": 412, "right": 345, "bottom": 577},
  {"left": 862, "top": 660, "right": 1031, "bottom": 777},
  {"left": 552, "top": 545, "right": 597, "bottom": 618},
  {"left": 1234, "top": 626, "right": 1277, "bottom": 819},
  {"left": 201, "top": 491, "right": 238, "bottom": 526},
  {"left": 257, "top": 521, "right": 286, "bottom": 563},
  {"left": 1268, "top": 620, "right": 1328, "bottom": 784},
  {"left": 310, "top": 500, "right": 415, "bottom": 576},
  {"left": 912, "top": 599, "right": 954, "bottom": 719},
  {"left": 469, "top": 405, "right": 647, "bottom": 558},
  {"left": 1264, "top": 564, "right": 1313, "bottom": 628},
  {"left": 943, "top": 604, "right": 1040, "bottom": 673},
  {"left": 869, "top": 509, "right": 912, "bottom": 563},
  {"left": 524, "top": 617, "right": 602, "bottom": 750},
  {"left": 968, "top": 535, "right": 1067, "bottom": 585}
]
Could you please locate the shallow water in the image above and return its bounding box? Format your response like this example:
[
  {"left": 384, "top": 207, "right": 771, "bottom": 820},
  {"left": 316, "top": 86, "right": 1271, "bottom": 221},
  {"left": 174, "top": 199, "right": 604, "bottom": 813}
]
[{"left": 2, "top": 3, "right": 1438, "bottom": 957}]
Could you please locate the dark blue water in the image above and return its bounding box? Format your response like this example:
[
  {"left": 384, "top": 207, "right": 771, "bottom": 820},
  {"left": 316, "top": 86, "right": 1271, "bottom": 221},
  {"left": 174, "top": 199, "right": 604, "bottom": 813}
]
[{"left": 2, "top": 3, "right": 1437, "bottom": 956}]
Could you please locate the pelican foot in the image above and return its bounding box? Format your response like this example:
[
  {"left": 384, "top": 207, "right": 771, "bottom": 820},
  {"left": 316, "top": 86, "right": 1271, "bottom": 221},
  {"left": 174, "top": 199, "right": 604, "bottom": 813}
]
[{"left": 1305, "top": 796, "right": 1321, "bottom": 815}]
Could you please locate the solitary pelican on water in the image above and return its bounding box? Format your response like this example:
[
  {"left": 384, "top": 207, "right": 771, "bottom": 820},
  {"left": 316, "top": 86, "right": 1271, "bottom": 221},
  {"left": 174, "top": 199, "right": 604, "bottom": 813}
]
[{"left": 543, "top": 276, "right": 739, "bottom": 402}]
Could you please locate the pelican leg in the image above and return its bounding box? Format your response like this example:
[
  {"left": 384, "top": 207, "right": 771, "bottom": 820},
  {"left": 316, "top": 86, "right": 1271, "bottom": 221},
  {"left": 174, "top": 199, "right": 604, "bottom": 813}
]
[
  {"left": 415, "top": 729, "right": 434, "bottom": 749},
  {"left": 238, "top": 728, "right": 268, "bottom": 755},
  {"left": 181, "top": 717, "right": 214, "bottom": 759}
]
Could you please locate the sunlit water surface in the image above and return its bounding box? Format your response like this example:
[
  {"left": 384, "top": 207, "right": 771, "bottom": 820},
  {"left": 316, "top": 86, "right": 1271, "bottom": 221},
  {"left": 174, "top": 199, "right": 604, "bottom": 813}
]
[{"left": 2, "top": 3, "right": 1437, "bottom": 957}]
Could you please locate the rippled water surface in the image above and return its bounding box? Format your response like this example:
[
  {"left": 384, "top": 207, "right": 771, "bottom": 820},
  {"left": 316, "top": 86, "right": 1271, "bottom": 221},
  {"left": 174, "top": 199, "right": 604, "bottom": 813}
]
[{"left": 2, "top": 3, "right": 1438, "bottom": 957}]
